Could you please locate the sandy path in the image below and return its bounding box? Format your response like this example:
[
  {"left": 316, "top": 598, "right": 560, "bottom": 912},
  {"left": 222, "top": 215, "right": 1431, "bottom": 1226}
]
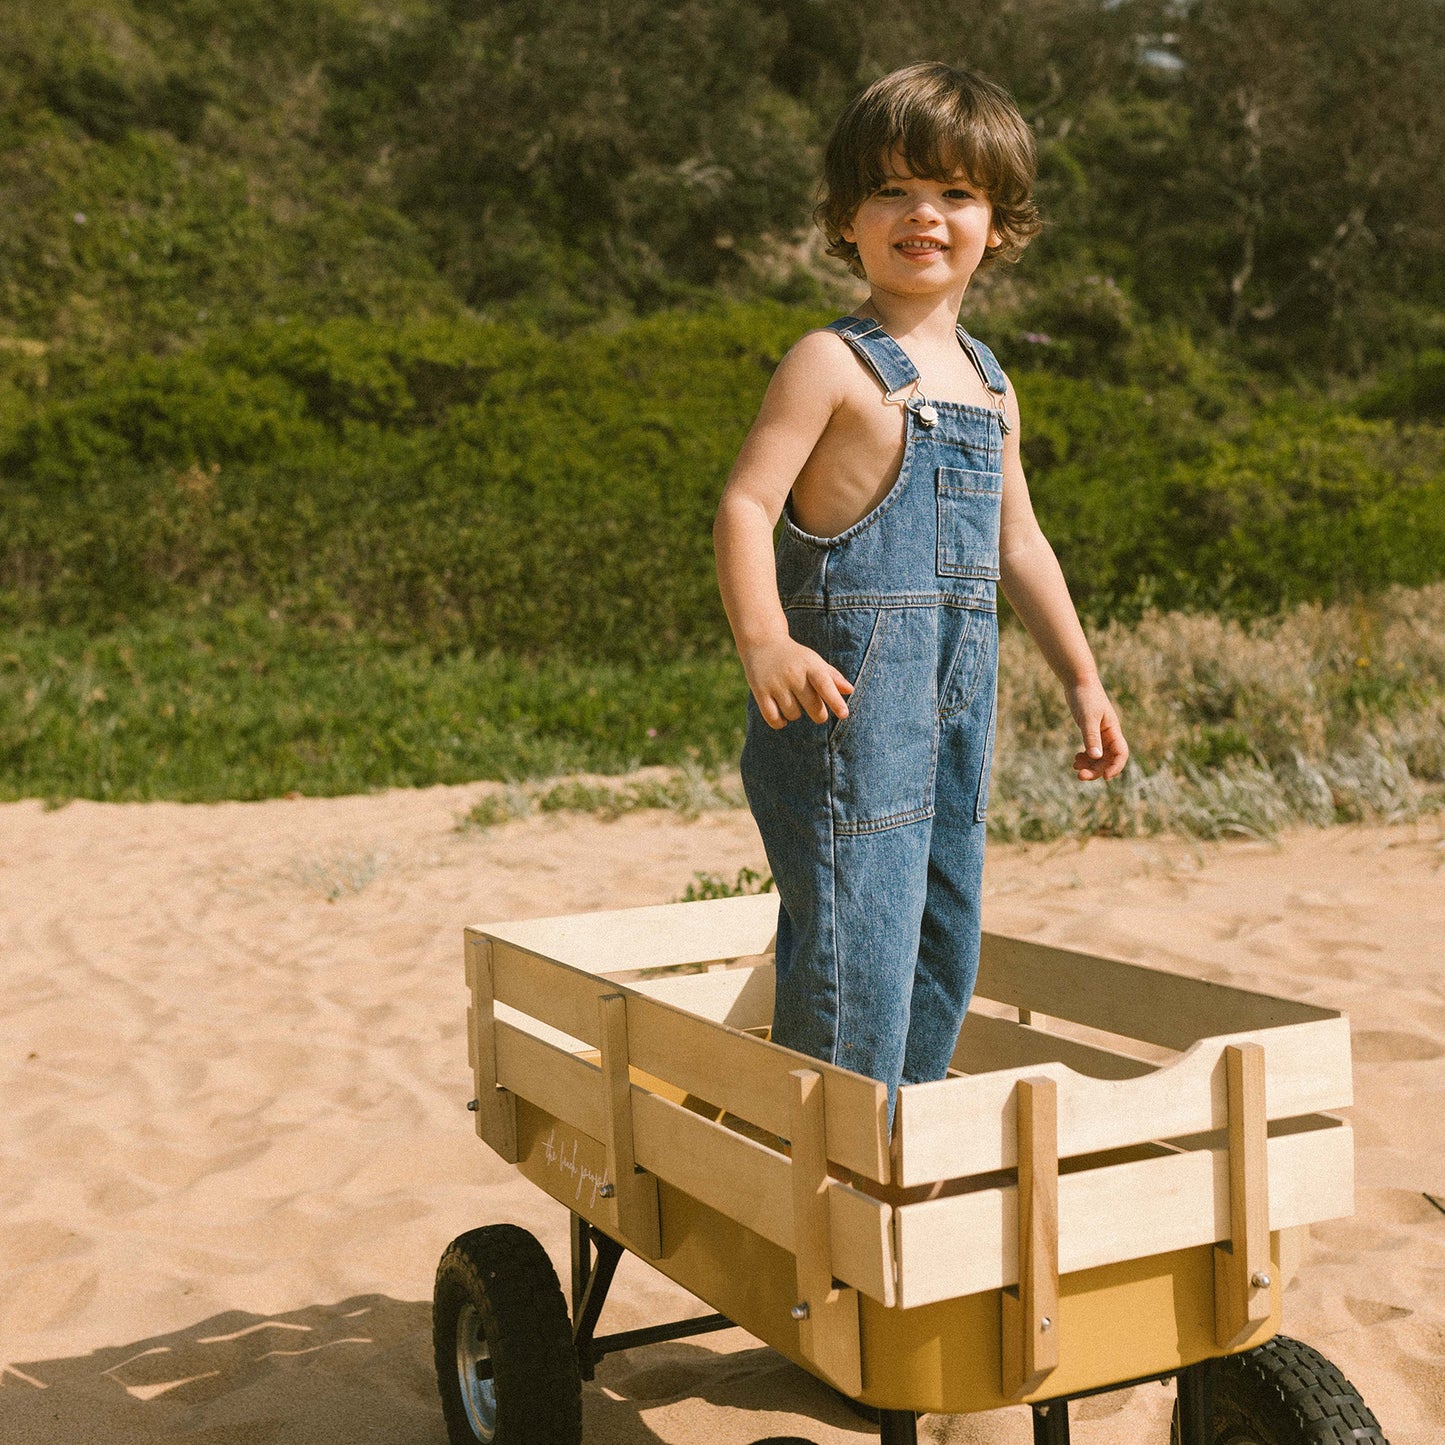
[{"left": 1, "top": 786, "right": 1441, "bottom": 1443}]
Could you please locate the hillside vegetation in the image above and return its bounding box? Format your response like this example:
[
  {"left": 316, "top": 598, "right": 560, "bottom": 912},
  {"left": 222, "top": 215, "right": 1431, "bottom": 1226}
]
[
  {"left": 2, "top": 0, "right": 1443, "bottom": 359},
  {"left": 5, "top": 306, "right": 1445, "bottom": 657},
  {"left": 1, "top": 0, "right": 1443, "bottom": 814}
]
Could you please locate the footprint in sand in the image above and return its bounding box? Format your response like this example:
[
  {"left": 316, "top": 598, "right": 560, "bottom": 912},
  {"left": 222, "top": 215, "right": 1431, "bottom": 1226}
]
[
  {"left": 1300, "top": 938, "right": 1385, "bottom": 983},
  {"left": 1309, "top": 1217, "right": 1408, "bottom": 1253},
  {"left": 0, "top": 1260, "right": 98, "bottom": 1334},
  {"left": 1351, "top": 1029, "right": 1444, "bottom": 1063},
  {"left": 1073, "top": 1383, "right": 1134, "bottom": 1419},
  {"left": 1208, "top": 912, "right": 1280, "bottom": 944},
  {"left": 0, "top": 1219, "right": 88, "bottom": 1268},
  {"left": 1358, "top": 1187, "right": 1445, "bottom": 1226},
  {"left": 603, "top": 1361, "right": 711, "bottom": 1403},
  {"left": 1344, "top": 1296, "right": 1413, "bottom": 1327}
]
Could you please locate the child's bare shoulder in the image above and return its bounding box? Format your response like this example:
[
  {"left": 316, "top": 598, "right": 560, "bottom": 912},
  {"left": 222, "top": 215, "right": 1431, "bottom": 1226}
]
[
  {"left": 787, "top": 324, "right": 873, "bottom": 376},
  {"left": 769, "top": 325, "right": 879, "bottom": 415}
]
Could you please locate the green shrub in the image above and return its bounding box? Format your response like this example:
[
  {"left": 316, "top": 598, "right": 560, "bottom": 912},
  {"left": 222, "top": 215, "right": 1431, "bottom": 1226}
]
[
  {"left": 3, "top": 355, "right": 318, "bottom": 484},
  {"left": 1151, "top": 412, "right": 1445, "bottom": 613},
  {"left": 207, "top": 318, "right": 528, "bottom": 429},
  {"left": 0, "top": 303, "right": 819, "bottom": 654},
  {"left": 0, "top": 112, "right": 458, "bottom": 354},
  {"left": 1357, "top": 349, "right": 1445, "bottom": 422},
  {"left": 2, "top": 305, "right": 1443, "bottom": 661},
  {"left": 1017, "top": 376, "right": 1445, "bottom": 621},
  {"left": 1010, "top": 269, "right": 1141, "bottom": 379}
]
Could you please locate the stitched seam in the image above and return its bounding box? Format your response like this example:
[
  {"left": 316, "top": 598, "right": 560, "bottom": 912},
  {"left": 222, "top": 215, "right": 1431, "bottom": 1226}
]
[
  {"left": 919, "top": 398, "right": 1003, "bottom": 422},
  {"left": 827, "top": 730, "right": 840, "bottom": 1067},
  {"left": 797, "top": 592, "right": 997, "bottom": 609},
  {"left": 781, "top": 420, "right": 918, "bottom": 551},
  {"left": 926, "top": 664, "right": 941, "bottom": 810},
  {"left": 835, "top": 318, "right": 920, "bottom": 395},
  {"left": 956, "top": 326, "right": 1007, "bottom": 394},
  {"left": 940, "top": 663, "right": 985, "bottom": 721},
  {"left": 938, "top": 468, "right": 1004, "bottom": 490},
  {"left": 835, "top": 804, "right": 935, "bottom": 836}
]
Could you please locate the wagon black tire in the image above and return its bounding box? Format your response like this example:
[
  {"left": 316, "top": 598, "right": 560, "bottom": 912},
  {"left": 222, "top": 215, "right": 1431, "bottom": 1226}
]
[
  {"left": 1170, "top": 1335, "right": 1388, "bottom": 1445},
  {"left": 433, "top": 1225, "right": 582, "bottom": 1445}
]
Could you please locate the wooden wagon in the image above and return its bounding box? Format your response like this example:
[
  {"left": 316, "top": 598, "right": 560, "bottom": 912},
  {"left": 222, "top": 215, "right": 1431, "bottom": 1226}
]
[{"left": 433, "top": 894, "right": 1386, "bottom": 1444}]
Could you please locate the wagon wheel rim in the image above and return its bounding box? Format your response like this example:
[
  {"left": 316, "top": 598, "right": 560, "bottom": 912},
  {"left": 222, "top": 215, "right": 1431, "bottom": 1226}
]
[{"left": 455, "top": 1302, "right": 498, "bottom": 1442}]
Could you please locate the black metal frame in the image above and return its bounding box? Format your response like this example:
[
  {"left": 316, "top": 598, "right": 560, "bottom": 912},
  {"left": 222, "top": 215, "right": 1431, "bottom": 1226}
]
[
  {"left": 568, "top": 1212, "right": 1219, "bottom": 1444},
  {"left": 569, "top": 1213, "right": 735, "bottom": 1381}
]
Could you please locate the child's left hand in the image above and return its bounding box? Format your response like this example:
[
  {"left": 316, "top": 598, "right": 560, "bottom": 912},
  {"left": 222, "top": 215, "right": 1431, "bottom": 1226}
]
[{"left": 1066, "top": 678, "right": 1129, "bottom": 781}]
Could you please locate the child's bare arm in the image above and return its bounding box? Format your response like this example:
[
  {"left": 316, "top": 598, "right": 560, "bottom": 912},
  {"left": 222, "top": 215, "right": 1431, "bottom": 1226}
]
[
  {"left": 714, "top": 334, "right": 856, "bottom": 730},
  {"left": 995, "top": 384, "right": 1129, "bottom": 782}
]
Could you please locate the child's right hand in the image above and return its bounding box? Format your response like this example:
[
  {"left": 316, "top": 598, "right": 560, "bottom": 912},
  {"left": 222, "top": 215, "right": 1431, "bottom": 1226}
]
[{"left": 743, "top": 637, "right": 855, "bottom": 730}]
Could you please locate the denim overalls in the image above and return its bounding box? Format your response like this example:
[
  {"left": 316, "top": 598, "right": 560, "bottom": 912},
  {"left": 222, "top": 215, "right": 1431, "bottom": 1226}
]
[{"left": 740, "top": 315, "right": 1007, "bottom": 1121}]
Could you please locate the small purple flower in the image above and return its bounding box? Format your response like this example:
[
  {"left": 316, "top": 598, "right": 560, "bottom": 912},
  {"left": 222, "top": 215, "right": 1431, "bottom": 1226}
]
[
  {"left": 1021, "top": 331, "right": 1054, "bottom": 346},
  {"left": 646, "top": 727, "right": 658, "bottom": 738},
  {"left": 73, "top": 212, "right": 87, "bottom": 225}
]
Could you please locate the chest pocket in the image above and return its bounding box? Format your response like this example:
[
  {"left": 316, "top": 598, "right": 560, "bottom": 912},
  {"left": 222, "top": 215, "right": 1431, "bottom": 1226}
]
[{"left": 936, "top": 467, "right": 1002, "bottom": 580}]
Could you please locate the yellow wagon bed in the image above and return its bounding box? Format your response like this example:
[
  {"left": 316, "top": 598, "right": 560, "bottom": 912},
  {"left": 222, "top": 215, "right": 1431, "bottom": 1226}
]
[{"left": 433, "top": 894, "right": 1383, "bottom": 1445}]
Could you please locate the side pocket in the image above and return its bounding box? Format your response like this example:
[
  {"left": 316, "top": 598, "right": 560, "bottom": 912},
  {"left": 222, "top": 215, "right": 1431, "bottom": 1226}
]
[
  {"left": 827, "top": 608, "right": 890, "bottom": 754},
  {"left": 974, "top": 689, "right": 997, "bottom": 823},
  {"left": 937, "top": 467, "right": 1003, "bottom": 580}
]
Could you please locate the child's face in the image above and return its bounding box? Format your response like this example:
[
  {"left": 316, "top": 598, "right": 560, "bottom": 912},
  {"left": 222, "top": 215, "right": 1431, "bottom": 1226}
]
[{"left": 841, "top": 150, "right": 1001, "bottom": 296}]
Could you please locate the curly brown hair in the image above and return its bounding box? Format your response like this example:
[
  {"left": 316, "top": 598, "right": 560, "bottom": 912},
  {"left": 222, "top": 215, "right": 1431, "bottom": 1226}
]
[{"left": 816, "top": 62, "right": 1042, "bottom": 279}]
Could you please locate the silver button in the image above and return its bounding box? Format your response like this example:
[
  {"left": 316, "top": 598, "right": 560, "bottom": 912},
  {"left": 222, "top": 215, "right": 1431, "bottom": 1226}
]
[{"left": 916, "top": 402, "right": 938, "bottom": 428}]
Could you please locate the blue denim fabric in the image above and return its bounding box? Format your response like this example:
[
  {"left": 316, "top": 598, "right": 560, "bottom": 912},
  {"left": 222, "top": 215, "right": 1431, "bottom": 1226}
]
[{"left": 740, "top": 316, "right": 1007, "bottom": 1122}]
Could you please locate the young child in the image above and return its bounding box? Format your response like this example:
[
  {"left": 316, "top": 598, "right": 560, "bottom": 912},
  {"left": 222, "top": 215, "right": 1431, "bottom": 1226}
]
[{"left": 713, "top": 62, "right": 1129, "bottom": 1122}]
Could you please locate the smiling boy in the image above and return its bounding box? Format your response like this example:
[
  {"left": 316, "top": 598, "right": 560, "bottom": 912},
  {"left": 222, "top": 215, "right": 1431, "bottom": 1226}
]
[{"left": 713, "top": 63, "right": 1128, "bottom": 1122}]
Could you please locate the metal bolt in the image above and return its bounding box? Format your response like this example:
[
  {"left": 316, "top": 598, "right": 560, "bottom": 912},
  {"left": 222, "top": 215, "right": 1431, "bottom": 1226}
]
[
  {"left": 599, "top": 1183, "right": 615, "bottom": 1199},
  {"left": 467, "top": 1099, "right": 479, "bottom": 1112},
  {"left": 790, "top": 1301, "right": 810, "bottom": 1321},
  {"left": 1251, "top": 1271, "right": 1272, "bottom": 1289},
  {"left": 1039, "top": 1316, "right": 1052, "bottom": 1332}
]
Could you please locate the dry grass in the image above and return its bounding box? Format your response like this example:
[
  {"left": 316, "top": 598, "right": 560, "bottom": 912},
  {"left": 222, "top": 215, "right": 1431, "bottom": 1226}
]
[
  {"left": 994, "top": 581, "right": 1445, "bottom": 840},
  {"left": 449, "top": 584, "right": 1445, "bottom": 845},
  {"left": 286, "top": 849, "right": 386, "bottom": 901}
]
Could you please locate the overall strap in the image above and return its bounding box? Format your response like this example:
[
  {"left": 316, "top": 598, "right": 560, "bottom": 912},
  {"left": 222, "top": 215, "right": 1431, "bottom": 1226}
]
[
  {"left": 829, "top": 316, "right": 1008, "bottom": 398},
  {"left": 825, "top": 316, "right": 919, "bottom": 397},
  {"left": 956, "top": 325, "right": 1008, "bottom": 395}
]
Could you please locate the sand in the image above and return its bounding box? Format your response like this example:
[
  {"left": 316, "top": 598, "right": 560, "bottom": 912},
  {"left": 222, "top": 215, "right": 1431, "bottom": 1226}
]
[{"left": 1, "top": 784, "right": 1442, "bottom": 1443}]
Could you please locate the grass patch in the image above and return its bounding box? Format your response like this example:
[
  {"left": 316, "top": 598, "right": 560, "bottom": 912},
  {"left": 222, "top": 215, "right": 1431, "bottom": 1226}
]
[
  {"left": 456, "top": 787, "right": 534, "bottom": 832},
  {"left": 534, "top": 769, "right": 744, "bottom": 821},
  {"left": 457, "top": 766, "right": 744, "bottom": 831},
  {"left": 676, "top": 866, "right": 774, "bottom": 902},
  {"left": 288, "top": 848, "right": 385, "bottom": 901},
  {"left": 0, "top": 607, "right": 746, "bottom": 802},
  {"left": 4, "top": 585, "right": 1444, "bottom": 846}
]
